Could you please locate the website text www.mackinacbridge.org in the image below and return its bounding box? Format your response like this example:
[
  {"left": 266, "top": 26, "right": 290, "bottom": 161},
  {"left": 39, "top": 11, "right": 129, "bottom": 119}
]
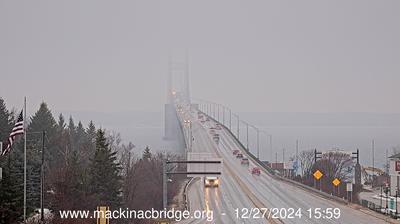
[{"left": 59, "top": 207, "right": 214, "bottom": 222}]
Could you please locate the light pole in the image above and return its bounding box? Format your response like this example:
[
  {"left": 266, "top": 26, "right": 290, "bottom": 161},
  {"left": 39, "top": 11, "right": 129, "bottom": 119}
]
[
  {"left": 246, "top": 122, "right": 249, "bottom": 150},
  {"left": 163, "top": 156, "right": 167, "bottom": 208},
  {"left": 222, "top": 105, "right": 225, "bottom": 126},
  {"left": 213, "top": 103, "right": 216, "bottom": 119},
  {"left": 256, "top": 129, "right": 260, "bottom": 159},
  {"left": 217, "top": 104, "right": 220, "bottom": 122},
  {"left": 229, "top": 108, "right": 232, "bottom": 131}
]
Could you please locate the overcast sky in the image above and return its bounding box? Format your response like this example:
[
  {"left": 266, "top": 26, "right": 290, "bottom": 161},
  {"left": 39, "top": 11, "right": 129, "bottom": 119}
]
[{"left": 1, "top": 0, "right": 399, "bottom": 115}]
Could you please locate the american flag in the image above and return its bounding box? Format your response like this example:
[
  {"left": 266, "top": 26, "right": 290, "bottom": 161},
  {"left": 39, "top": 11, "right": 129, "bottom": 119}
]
[{"left": 1, "top": 110, "right": 24, "bottom": 156}]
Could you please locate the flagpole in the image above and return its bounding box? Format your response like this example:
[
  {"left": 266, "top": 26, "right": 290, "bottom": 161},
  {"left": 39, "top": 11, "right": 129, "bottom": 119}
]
[{"left": 23, "top": 97, "right": 27, "bottom": 223}]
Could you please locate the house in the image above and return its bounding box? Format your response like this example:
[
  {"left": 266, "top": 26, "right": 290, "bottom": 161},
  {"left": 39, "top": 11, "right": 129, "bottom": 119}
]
[{"left": 388, "top": 153, "right": 400, "bottom": 195}]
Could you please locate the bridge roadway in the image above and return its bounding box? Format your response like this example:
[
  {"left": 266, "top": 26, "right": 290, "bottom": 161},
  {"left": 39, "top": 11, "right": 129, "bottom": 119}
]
[{"left": 179, "top": 108, "right": 392, "bottom": 224}]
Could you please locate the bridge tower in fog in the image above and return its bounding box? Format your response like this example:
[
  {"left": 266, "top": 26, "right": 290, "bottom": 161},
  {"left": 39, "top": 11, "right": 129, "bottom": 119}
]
[{"left": 164, "top": 56, "right": 190, "bottom": 140}]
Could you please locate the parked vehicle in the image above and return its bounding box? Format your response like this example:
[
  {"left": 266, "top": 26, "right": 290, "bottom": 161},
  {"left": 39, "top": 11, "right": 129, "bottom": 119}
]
[
  {"left": 251, "top": 167, "right": 261, "bottom": 175},
  {"left": 241, "top": 158, "right": 249, "bottom": 166},
  {"left": 236, "top": 153, "right": 243, "bottom": 159},
  {"left": 233, "top": 149, "right": 240, "bottom": 155}
]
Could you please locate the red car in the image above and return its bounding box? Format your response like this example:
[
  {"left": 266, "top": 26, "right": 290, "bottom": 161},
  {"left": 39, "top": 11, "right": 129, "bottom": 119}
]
[{"left": 251, "top": 167, "right": 261, "bottom": 175}]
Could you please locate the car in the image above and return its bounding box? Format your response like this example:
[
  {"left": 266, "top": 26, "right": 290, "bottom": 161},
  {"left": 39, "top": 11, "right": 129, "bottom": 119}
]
[
  {"left": 204, "top": 177, "right": 219, "bottom": 187},
  {"left": 213, "top": 134, "right": 220, "bottom": 144},
  {"left": 215, "top": 124, "right": 222, "bottom": 130},
  {"left": 205, "top": 117, "right": 210, "bottom": 122},
  {"left": 236, "top": 153, "right": 243, "bottom": 159},
  {"left": 233, "top": 149, "right": 240, "bottom": 155},
  {"left": 241, "top": 158, "right": 249, "bottom": 166},
  {"left": 209, "top": 129, "right": 216, "bottom": 135},
  {"left": 200, "top": 120, "right": 205, "bottom": 124},
  {"left": 251, "top": 167, "right": 261, "bottom": 175}
]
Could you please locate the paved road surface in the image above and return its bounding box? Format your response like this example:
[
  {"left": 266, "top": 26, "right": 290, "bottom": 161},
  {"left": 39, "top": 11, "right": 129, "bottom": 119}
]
[{"left": 180, "top": 108, "right": 393, "bottom": 224}]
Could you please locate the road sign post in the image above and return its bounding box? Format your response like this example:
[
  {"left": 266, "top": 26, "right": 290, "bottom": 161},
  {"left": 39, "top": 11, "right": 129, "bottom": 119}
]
[
  {"left": 333, "top": 178, "right": 341, "bottom": 196},
  {"left": 346, "top": 182, "right": 353, "bottom": 202},
  {"left": 313, "top": 170, "right": 323, "bottom": 190}
]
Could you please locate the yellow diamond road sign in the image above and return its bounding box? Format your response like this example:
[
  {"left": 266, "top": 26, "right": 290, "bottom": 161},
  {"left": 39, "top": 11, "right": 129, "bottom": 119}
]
[
  {"left": 313, "top": 170, "right": 323, "bottom": 180},
  {"left": 332, "top": 178, "right": 341, "bottom": 187}
]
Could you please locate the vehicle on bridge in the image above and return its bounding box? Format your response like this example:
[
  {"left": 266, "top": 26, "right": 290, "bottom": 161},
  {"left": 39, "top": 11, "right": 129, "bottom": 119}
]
[
  {"left": 204, "top": 176, "right": 219, "bottom": 187},
  {"left": 212, "top": 134, "right": 220, "bottom": 144},
  {"left": 241, "top": 158, "right": 249, "bottom": 166},
  {"left": 233, "top": 149, "right": 240, "bottom": 155},
  {"left": 209, "top": 129, "right": 216, "bottom": 135},
  {"left": 251, "top": 167, "right": 261, "bottom": 175},
  {"left": 236, "top": 153, "right": 243, "bottom": 159}
]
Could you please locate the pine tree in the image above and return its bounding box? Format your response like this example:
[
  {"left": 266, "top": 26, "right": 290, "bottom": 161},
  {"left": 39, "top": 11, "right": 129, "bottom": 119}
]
[
  {"left": 0, "top": 98, "right": 24, "bottom": 223},
  {"left": 88, "top": 129, "right": 122, "bottom": 208},
  {"left": 142, "top": 146, "right": 152, "bottom": 160},
  {"left": 86, "top": 121, "right": 96, "bottom": 144},
  {"left": 27, "top": 102, "right": 57, "bottom": 212}
]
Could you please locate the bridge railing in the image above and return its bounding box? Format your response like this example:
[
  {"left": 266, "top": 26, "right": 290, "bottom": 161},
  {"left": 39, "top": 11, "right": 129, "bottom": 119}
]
[{"left": 193, "top": 99, "right": 274, "bottom": 165}]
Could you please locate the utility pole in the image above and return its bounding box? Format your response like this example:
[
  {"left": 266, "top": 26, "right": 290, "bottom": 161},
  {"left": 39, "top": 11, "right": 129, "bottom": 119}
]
[
  {"left": 41, "top": 131, "right": 45, "bottom": 222},
  {"left": 269, "top": 135, "right": 273, "bottom": 162},
  {"left": 282, "top": 148, "right": 285, "bottom": 163},
  {"left": 372, "top": 139, "right": 375, "bottom": 189},
  {"left": 163, "top": 155, "right": 167, "bottom": 209},
  {"left": 296, "top": 139, "right": 299, "bottom": 163}
]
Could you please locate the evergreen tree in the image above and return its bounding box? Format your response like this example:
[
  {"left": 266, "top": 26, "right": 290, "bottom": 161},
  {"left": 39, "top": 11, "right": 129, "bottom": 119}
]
[
  {"left": 68, "top": 116, "right": 77, "bottom": 152},
  {"left": 142, "top": 146, "right": 152, "bottom": 160},
  {"left": 57, "top": 113, "right": 66, "bottom": 133},
  {"left": 27, "top": 102, "right": 57, "bottom": 211},
  {"left": 88, "top": 129, "right": 122, "bottom": 207},
  {"left": 86, "top": 121, "right": 96, "bottom": 144},
  {"left": 0, "top": 98, "right": 24, "bottom": 223}
]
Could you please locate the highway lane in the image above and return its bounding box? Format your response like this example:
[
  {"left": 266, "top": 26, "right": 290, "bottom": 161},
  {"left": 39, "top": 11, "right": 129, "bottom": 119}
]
[{"left": 183, "top": 112, "right": 267, "bottom": 224}]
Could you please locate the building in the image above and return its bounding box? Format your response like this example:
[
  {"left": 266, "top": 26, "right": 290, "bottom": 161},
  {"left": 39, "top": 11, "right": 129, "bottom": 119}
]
[{"left": 389, "top": 153, "right": 400, "bottom": 195}]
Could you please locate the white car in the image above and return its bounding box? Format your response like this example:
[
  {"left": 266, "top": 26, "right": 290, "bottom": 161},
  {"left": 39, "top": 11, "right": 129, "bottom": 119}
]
[{"left": 204, "top": 177, "right": 219, "bottom": 187}]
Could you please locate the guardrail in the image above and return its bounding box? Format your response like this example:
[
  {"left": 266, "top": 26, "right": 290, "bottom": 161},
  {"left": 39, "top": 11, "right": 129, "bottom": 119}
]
[
  {"left": 200, "top": 108, "right": 349, "bottom": 205},
  {"left": 183, "top": 177, "right": 194, "bottom": 211}
]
